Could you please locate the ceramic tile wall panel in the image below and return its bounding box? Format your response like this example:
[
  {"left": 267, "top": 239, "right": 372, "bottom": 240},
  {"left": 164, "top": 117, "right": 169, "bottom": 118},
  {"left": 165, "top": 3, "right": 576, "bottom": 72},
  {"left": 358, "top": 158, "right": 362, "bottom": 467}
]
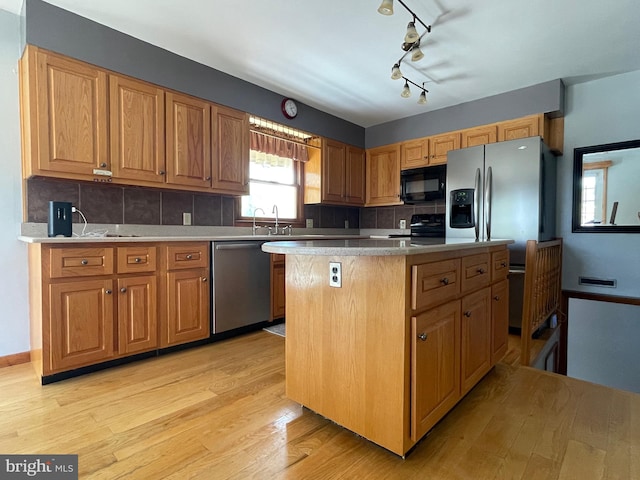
[
  {"left": 79, "top": 183, "right": 124, "bottom": 224},
  {"left": 124, "top": 189, "right": 161, "bottom": 224},
  {"left": 26, "top": 178, "right": 80, "bottom": 223},
  {"left": 161, "top": 191, "right": 193, "bottom": 225},
  {"left": 221, "top": 197, "right": 235, "bottom": 226},
  {"left": 194, "top": 194, "right": 222, "bottom": 226}
]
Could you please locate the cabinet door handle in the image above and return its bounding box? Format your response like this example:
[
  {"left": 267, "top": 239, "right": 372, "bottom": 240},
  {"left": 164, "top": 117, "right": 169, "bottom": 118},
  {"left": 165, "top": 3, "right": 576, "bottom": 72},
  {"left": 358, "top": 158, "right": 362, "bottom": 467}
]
[
  {"left": 105, "top": 289, "right": 112, "bottom": 295},
  {"left": 205, "top": 176, "right": 211, "bottom": 180},
  {"left": 464, "top": 311, "right": 472, "bottom": 317},
  {"left": 81, "top": 259, "right": 88, "bottom": 265},
  {"left": 202, "top": 277, "right": 208, "bottom": 282},
  {"left": 477, "top": 268, "right": 486, "bottom": 274},
  {"left": 159, "top": 170, "right": 166, "bottom": 175},
  {"left": 100, "top": 162, "right": 107, "bottom": 168},
  {"left": 120, "top": 287, "right": 127, "bottom": 293},
  {"left": 493, "top": 295, "right": 500, "bottom": 301},
  {"left": 500, "top": 261, "right": 507, "bottom": 267},
  {"left": 418, "top": 333, "right": 428, "bottom": 341},
  {"left": 440, "top": 277, "right": 449, "bottom": 285}
]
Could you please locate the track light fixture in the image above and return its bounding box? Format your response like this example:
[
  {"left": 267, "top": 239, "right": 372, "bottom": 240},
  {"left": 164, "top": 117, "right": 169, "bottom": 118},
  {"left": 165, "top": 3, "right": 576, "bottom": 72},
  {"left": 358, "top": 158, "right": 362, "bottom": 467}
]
[{"left": 377, "top": 0, "right": 432, "bottom": 105}]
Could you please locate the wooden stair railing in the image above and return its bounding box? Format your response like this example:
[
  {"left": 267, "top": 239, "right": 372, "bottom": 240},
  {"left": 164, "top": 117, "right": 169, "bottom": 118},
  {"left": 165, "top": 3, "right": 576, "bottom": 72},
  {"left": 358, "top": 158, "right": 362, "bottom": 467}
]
[{"left": 520, "top": 238, "right": 563, "bottom": 367}]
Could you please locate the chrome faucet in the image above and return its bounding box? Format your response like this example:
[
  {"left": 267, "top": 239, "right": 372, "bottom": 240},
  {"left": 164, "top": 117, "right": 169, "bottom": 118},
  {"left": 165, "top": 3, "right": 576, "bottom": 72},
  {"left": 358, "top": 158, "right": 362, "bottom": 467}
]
[
  {"left": 272, "top": 204, "right": 279, "bottom": 234},
  {"left": 252, "top": 207, "right": 265, "bottom": 235}
]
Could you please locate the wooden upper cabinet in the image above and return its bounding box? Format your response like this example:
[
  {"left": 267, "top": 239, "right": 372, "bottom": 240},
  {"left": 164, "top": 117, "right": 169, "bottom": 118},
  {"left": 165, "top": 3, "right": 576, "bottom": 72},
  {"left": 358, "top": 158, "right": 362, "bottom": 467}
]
[
  {"left": 345, "top": 146, "right": 365, "bottom": 205},
  {"left": 26, "top": 47, "right": 108, "bottom": 177},
  {"left": 366, "top": 144, "right": 402, "bottom": 206},
  {"left": 429, "top": 132, "right": 460, "bottom": 165},
  {"left": 322, "top": 139, "right": 347, "bottom": 203},
  {"left": 211, "top": 105, "right": 249, "bottom": 194},
  {"left": 401, "top": 139, "right": 428, "bottom": 170},
  {"left": 401, "top": 132, "right": 461, "bottom": 170},
  {"left": 109, "top": 75, "right": 165, "bottom": 183},
  {"left": 304, "top": 139, "right": 364, "bottom": 206},
  {"left": 497, "top": 114, "right": 541, "bottom": 142},
  {"left": 461, "top": 124, "right": 497, "bottom": 148},
  {"left": 165, "top": 91, "right": 211, "bottom": 188}
]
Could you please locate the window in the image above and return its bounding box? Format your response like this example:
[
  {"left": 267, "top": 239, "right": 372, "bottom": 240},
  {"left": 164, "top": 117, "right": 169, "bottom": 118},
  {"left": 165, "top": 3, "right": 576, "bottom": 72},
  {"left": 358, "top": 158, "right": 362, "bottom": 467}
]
[
  {"left": 239, "top": 117, "right": 317, "bottom": 224},
  {"left": 581, "top": 160, "right": 612, "bottom": 224}
]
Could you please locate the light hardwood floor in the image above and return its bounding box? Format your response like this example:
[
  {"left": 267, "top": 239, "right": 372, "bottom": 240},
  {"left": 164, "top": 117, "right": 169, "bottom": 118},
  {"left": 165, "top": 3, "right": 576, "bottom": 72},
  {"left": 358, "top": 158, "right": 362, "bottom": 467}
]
[{"left": 1, "top": 331, "right": 638, "bottom": 479}]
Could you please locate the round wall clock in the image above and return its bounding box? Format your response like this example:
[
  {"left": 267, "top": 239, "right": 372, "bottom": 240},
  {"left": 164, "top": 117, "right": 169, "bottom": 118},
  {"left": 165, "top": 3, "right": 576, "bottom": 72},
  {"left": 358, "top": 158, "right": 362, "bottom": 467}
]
[{"left": 281, "top": 98, "right": 298, "bottom": 119}]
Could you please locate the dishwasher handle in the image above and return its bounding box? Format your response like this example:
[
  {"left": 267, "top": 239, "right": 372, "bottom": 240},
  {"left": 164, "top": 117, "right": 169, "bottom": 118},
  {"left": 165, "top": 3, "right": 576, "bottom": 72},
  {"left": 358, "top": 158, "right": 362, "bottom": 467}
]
[{"left": 215, "top": 243, "right": 263, "bottom": 251}]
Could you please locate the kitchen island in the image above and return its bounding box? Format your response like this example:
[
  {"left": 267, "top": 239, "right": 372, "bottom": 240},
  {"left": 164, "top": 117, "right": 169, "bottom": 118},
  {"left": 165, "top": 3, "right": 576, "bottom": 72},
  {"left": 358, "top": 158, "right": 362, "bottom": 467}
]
[{"left": 263, "top": 238, "right": 513, "bottom": 456}]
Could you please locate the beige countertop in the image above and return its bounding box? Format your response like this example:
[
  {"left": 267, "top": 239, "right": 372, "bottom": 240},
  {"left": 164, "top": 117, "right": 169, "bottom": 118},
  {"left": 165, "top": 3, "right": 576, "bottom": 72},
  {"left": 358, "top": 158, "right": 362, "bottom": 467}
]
[
  {"left": 261, "top": 237, "right": 514, "bottom": 256},
  {"left": 18, "top": 223, "right": 367, "bottom": 244}
]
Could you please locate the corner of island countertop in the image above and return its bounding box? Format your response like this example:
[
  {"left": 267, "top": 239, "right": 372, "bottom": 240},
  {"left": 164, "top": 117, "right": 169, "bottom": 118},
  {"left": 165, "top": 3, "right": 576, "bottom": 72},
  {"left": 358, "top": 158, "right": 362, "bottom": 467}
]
[{"left": 261, "top": 238, "right": 514, "bottom": 256}]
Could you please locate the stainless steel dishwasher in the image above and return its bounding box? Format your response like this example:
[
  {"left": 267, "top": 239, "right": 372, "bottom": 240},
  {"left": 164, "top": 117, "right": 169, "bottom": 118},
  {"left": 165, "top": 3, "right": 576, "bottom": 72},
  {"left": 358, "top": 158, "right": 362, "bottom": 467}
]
[{"left": 211, "top": 240, "right": 271, "bottom": 334}]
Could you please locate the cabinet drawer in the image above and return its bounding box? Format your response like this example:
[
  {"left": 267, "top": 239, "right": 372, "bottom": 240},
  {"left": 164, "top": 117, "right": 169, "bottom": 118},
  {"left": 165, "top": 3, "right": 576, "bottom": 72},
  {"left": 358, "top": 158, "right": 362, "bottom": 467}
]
[
  {"left": 491, "top": 249, "right": 509, "bottom": 282},
  {"left": 165, "top": 243, "right": 209, "bottom": 270},
  {"left": 117, "top": 246, "right": 157, "bottom": 274},
  {"left": 461, "top": 253, "right": 490, "bottom": 293},
  {"left": 411, "top": 259, "right": 460, "bottom": 311},
  {"left": 49, "top": 247, "right": 114, "bottom": 278}
]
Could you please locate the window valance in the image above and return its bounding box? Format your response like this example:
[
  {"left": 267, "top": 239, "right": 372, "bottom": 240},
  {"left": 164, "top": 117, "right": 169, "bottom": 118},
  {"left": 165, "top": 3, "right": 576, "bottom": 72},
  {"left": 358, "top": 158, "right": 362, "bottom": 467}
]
[{"left": 250, "top": 131, "right": 309, "bottom": 164}]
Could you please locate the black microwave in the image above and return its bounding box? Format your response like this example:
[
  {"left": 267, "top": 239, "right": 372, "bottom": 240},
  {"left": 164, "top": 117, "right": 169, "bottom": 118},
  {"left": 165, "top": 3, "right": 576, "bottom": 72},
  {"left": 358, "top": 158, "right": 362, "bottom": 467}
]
[{"left": 400, "top": 164, "right": 446, "bottom": 203}]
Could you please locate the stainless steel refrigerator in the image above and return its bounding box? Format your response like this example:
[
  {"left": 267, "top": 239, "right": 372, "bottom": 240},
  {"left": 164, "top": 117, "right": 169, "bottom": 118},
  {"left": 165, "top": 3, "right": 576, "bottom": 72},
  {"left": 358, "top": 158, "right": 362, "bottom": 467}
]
[{"left": 445, "top": 136, "right": 557, "bottom": 330}]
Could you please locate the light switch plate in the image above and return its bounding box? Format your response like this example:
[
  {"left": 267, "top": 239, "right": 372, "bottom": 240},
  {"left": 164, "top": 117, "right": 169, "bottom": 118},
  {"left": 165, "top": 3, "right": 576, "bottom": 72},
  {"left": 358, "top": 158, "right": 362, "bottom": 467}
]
[{"left": 306, "top": 218, "right": 313, "bottom": 228}]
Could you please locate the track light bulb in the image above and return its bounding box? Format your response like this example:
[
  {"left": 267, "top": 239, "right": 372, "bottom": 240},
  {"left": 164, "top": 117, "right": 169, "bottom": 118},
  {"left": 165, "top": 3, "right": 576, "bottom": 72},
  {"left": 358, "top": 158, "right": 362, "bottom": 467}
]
[
  {"left": 377, "top": 0, "right": 394, "bottom": 15},
  {"left": 401, "top": 80, "right": 411, "bottom": 98},
  {"left": 391, "top": 63, "right": 403, "bottom": 80},
  {"left": 411, "top": 45, "right": 424, "bottom": 62},
  {"left": 418, "top": 90, "right": 427, "bottom": 104},
  {"left": 404, "top": 21, "right": 419, "bottom": 43}
]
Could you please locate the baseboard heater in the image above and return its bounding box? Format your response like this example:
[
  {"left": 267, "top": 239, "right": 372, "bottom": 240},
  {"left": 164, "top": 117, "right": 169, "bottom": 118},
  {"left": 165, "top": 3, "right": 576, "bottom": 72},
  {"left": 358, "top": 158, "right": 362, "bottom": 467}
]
[{"left": 578, "top": 276, "right": 617, "bottom": 288}]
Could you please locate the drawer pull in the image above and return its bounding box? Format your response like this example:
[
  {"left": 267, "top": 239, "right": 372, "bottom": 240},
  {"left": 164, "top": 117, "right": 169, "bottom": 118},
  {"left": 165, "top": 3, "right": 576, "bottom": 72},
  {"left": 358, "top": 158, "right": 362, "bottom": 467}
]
[
  {"left": 202, "top": 277, "right": 208, "bottom": 282},
  {"left": 418, "top": 333, "right": 428, "bottom": 341},
  {"left": 134, "top": 257, "right": 141, "bottom": 263},
  {"left": 186, "top": 254, "right": 193, "bottom": 260},
  {"left": 440, "top": 277, "right": 450, "bottom": 285},
  {"left": 105, "top": 289, "right": 112, "bottom": 295},
  {"left": 81, "top": 259, "right": 88, "bottom": 265},
  {"left": 500, "top": 261, "right": 507, "bottom": 267},
  {"left": 120, "top": 287, "right": 127, "bottom": 293},
  {"left": 477, "top": 268, "right": 486, "bottom": 274},
  {"left": 464, "top": 311, "right": 472, "bottom": 317}
]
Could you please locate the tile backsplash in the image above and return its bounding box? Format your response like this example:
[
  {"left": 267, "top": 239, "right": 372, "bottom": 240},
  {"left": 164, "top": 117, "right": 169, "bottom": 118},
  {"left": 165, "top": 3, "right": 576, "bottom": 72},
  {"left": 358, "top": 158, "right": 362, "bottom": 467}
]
[{"left": 25, "top": 178, "right": 365, "bottom": 229}]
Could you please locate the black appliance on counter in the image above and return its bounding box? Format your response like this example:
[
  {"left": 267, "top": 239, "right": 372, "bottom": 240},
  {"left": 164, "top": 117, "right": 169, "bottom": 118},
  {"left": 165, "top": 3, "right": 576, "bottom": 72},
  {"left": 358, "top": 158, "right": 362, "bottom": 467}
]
[
  {"left": 400, "top": 165, "right": 446, "bottom": 204},
  {"left": 48, "top": 201, "right": 72, "bottom": 237}
]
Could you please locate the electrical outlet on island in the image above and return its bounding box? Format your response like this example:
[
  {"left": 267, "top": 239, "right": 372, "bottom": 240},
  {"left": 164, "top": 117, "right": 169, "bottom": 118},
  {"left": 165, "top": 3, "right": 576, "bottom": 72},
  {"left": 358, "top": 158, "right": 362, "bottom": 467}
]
[
  {"left": 182, "top": 212, "right": 192, "bottom": 225},
  {"left": 399, "top": 219, "right": 406, "bottom": 229},
  {"left": 306, "top": 218, "right": 313, "bottom": 228}
]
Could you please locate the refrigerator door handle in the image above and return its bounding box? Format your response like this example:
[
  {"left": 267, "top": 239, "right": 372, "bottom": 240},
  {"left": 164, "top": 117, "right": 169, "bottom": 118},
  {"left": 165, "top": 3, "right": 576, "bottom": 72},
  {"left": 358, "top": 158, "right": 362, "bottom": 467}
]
[
  {"left": 485, "top": 166, "right": 492, "bottom": 240},
  {"left": 474, "top": 168, "right": 481, "bottom": 241}
]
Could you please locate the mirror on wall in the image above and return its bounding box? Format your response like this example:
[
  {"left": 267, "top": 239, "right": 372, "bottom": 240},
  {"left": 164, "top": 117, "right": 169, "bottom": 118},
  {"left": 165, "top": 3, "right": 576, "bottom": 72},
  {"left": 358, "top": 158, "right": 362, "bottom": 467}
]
[{"left": 572, "top": 139, "right": 640, "bottom": 233}]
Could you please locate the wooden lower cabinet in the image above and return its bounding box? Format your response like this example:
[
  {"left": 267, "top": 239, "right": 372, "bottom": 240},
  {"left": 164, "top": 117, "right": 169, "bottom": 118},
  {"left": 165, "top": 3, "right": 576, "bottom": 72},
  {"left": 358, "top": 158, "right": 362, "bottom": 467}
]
[
  {"left": 163, "top": 268, "right": 210, "bottom": 346},
  {"left": 160, "top": 243, "right": 210, "bottom": 348},
  {"left": 460, "top": 287, "right": 492, "bottom": 394},
  {"left": 491, "top": 279, "right": 509, "bottom": 364},
  {"left": 284, "top": 244, "right": 510, "bottom": 456},
  {"left": 29, "top": 241, "right": 210, "bottom": 382},
  {"left": 49, "top": 279, "right": 115, "bottom": 371},
  {"left": 411, "top": 300, "right": 461, "bottom": 442},
  {"left": 117, "top": 275, "right": 158, "bottom": 355}
]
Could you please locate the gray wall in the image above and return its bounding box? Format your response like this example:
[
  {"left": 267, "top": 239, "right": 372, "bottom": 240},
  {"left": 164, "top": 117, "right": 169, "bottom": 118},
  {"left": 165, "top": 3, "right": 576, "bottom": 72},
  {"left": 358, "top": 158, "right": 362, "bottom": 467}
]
[
  {"left": 0, "top": 9, "right": 29, "bottom": 357},
  {"left": 366, "top": 79, "right": 564, "bottom": 148},
  {"left": 559, "top": 70, "right": 640, "bottom": 390}
]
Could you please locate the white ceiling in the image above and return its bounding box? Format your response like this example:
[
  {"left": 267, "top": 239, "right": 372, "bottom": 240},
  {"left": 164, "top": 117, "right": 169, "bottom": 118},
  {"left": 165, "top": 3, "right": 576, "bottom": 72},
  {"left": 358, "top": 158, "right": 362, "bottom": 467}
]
[{"left": 2, "top": 0, "right": 640, "bottom": 127}]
